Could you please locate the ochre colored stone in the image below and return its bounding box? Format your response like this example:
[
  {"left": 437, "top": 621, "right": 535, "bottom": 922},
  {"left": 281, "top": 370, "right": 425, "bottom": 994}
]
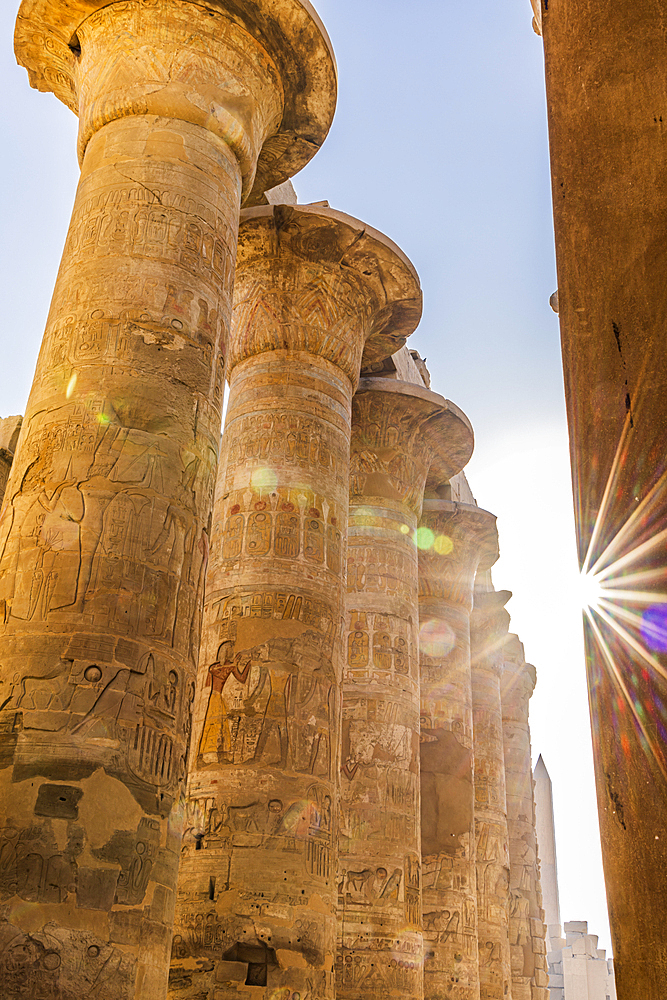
[
  {"left": 0, "top": 416, "right": 21, "bottom": 505},
  {"left": 471, "top": 585, "right": 513, "bottom": 1000},
  {"left": 418, "top": 501, "right": 499, "bottom": 1000},
  {"left": 338, "top": 379, "right": 473, "bottom": 1000},
  {"left": 542, "top": 2, "right": 667, "bottom": 993},
  {"left": 1, "top": 3, "right": 335, "bottom": 997},
  {"left": 171, "top": 205, "right": 421, "bottom": 1000},
  {"left": 500, "top": 638, "right": 547, "bottom": 1000}
]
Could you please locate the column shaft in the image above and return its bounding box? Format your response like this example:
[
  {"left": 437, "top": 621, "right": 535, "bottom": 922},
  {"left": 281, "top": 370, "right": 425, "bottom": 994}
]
[
  {"left": 500, "top": 642, "right": 548, "bottom": 1000},
  {"left": 338, "top": 382, "right": 473, "bottom": 1000},
  {"left": 541, "top": 2, "right": 667, "bottom": 991},
  {"left": 471, "top": 591, "right": 513, "bottom": 1000},
  {"left": 172, "top": 206, "right": 422, "bottom": 999},
  {"left": 0, "top": 107, "right": 235, "bottom": 1000},
  {"left": 418, "top": 502, "right": 497, "bottom": 1000}
]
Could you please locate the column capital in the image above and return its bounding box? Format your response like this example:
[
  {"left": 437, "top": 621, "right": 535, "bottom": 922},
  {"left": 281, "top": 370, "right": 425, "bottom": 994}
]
[
  {"left": 501, "top": 635, "right": 537, "bottom": 709},
  {"left": 0, "top": 415, "right": 22, "bottom": 463},
  {"left": 351, "top": 378, "right": 473, "bottom": 514},
  {"left": 419, "top": 500, "right": 499, "bottom": 605},
  {"left": 471, "top": 588, "right": 512, "bottom": 673},
  {"left": 231, "top": 204, "right": 422, "bottom": 380},
  {"left": 15, "top": 0, "right": 336, "bottom": 202}
]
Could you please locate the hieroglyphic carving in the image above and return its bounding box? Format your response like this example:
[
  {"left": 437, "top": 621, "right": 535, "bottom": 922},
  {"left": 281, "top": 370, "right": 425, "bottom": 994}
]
[
  {"left": 501, "top": 641, "right": 548, "bottom": 999},
  {"left": 418, "top": 502, "right": 496, "bottom": 1000}
]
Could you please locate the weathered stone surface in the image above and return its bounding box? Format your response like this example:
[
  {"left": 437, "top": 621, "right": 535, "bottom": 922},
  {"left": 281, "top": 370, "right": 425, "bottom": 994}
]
[
  {"left": 500, "top": 637, "right": 547, "bottom": 1000},
  {"left": 2, "top": 4, "right": 335, "bottom": 998},
  {"left": 0, "top": 416, "right": 21, "bottom": 505},
  {"left": 419, "top": 502, "right": 498, "bottom": 1000},
  {"left": 171, "top": 206, "right": 421, "bottom": 1000},
  {"left": 541, "top": 2, "right": 667, "bottom": 993},
  {"left": 471, "top": 585, "right": 513, "bottom": 1000},
  {"left": 15, "top": 0, "right": 337, "bottom": 205},
  {"left": 338, "top": 379, "right": 472, "bottom": 1000}
]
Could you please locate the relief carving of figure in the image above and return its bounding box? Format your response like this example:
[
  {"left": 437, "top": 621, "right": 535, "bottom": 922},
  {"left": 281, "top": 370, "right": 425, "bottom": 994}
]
[{"left": 198, "top": 642, "right": 253, "bottom": 764}]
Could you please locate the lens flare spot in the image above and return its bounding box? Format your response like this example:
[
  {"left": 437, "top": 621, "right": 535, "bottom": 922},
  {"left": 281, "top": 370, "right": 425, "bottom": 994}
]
[
  {"left": 251, "top": 467, "right": 278, "bottom": 493},
  {"left": 416, "top": 526, "right": 435, "bottom": 551},
  {"left": 400, "top": 524, "right": 410, "bottom": 535},
  {"left": 641, "top": 604, "right": 667, "bottom": 653},
  {"left": 419, "top": 619, "right": 456, "bottom": 658},
  {"left": 434, "top": 534, "right": 453, "bottom": 556},
  {"left": 66, "top": 372, "right": 77, "bottom": 399},
  {"left": 97, "top": 412, "right": 110, "bottom": 425}
]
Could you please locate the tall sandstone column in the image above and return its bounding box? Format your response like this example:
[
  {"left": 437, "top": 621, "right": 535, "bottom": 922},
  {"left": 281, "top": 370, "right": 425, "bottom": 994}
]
[
  {"left": 171, "top": 205, "right": 422, "bottom": 1000},
  {"left": 500, "top": 636, "right": 548, "bottom": 1000},
  {"left": 470, "top": 584, "right": 514, "bottom": 1000},
  {"left": 1, "top": 4, "right": 335, "bottom": 997},
  {"left": 338, "top": 379, "right": 474, "bottom": 1000},
  {"left": 418, "top": 500, "right": 498, "bottom": 1000},
  {"left": 540, "top": 2, "right": 667, "bottom": 992}
]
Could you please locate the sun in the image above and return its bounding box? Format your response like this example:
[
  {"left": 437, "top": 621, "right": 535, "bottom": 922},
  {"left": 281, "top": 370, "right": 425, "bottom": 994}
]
[{"left": 580, "top": 570, "right": 603, "bottom": 611}]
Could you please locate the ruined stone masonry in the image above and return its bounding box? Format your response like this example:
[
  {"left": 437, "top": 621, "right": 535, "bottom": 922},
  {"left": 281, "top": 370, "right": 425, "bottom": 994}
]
[{"left": 2, "top": 2, "right": 547, "bottom": 998}]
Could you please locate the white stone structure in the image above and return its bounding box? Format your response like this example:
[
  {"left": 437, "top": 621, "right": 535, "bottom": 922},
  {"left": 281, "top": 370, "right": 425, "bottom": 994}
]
[
  {"left": 533, "top": 758, "right": 617, "bottom": 1000},
  {"left": 547, "top": 923, "right": 617, "bottom": 1000}
]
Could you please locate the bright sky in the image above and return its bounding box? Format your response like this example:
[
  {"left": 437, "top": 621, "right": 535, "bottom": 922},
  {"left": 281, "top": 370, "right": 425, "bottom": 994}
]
[{"left": 0, "top": 0, "right": 612, "bottom": 953}]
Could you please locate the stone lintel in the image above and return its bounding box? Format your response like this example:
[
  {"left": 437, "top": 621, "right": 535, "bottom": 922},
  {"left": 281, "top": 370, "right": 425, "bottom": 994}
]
[
  {"left": 15, "top": 0, "right": 337, "bottom": 203},
  {"left": 233, "top": 205, "right": 422, "bottom": 378}
]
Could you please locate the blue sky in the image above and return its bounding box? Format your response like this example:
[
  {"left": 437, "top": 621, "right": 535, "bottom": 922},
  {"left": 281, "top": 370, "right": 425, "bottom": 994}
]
[{"left": 0, "top": 0, "right": 612, "bottom": 952}]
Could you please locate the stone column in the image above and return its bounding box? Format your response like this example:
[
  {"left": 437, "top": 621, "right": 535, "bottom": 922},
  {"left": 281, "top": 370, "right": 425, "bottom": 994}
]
[
  {"left": 541, "top": 4, "right": 667, "bottom": 992},
  {"left": 0, "top": 4, "right": 335, "bottom": 997},
  {"left": 500, "top": 637, "right": 548, "bottom": 1000},
  {"left": 471, "top": 586, "right": 514, "bottom": 1000},
  {"left": 0, "top": 416, "right": 21, "bottom": 505},
  {"left": 338, "top": 380, "right": 474, "bottom": 1000},
  {"left": 418, "top": 501, "right": 498, "bottom": 1000},
  {"left": 171, "top": 206, "right": 422, "bottom": 999}
]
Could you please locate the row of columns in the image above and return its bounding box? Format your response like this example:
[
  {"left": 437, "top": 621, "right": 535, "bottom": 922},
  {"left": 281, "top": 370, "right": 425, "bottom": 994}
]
[{"left": 2, "top": 2, "right": 547, "bottom": 998}]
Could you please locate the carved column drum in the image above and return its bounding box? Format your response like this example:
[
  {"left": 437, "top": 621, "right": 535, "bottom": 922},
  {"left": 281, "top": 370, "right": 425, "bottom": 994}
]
[
  {"left": 418, "top": 502, "right": 498, "bottom": 1000},
  {"left": 0, "top": 2, "right": 335, "bottom": 997},
  {"left": 500, "top": 639, "right": 549, "bottom": 1000},
  {"left": 171, "top": 205, "right": 422, "bottom": 999},
  {"left": 470, "top": 586, "right": 514, "bottom": 1000},
  {"left": 338, "top": 379, "right": 473, "bottom": 1000}
]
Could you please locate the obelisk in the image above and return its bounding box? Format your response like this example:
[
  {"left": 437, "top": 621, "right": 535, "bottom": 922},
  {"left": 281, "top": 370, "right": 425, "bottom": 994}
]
[
  {"left": 0, "top": 3, "right": 335, "bottom": 996},
  {"left": 171, "top": 205, "right": 422, "bottom": 999},
  {"left": 418, "top": 502, "right": 499, "bottom": 1000},
  {"left": 338, "top": 378, "right": 474, "bottom": 1000}
]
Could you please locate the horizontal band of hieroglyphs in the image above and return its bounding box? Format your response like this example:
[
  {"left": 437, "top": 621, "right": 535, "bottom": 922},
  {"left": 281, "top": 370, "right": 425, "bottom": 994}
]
[{"left": 61, "top": 187, "right": 236, "bottom": 284}]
